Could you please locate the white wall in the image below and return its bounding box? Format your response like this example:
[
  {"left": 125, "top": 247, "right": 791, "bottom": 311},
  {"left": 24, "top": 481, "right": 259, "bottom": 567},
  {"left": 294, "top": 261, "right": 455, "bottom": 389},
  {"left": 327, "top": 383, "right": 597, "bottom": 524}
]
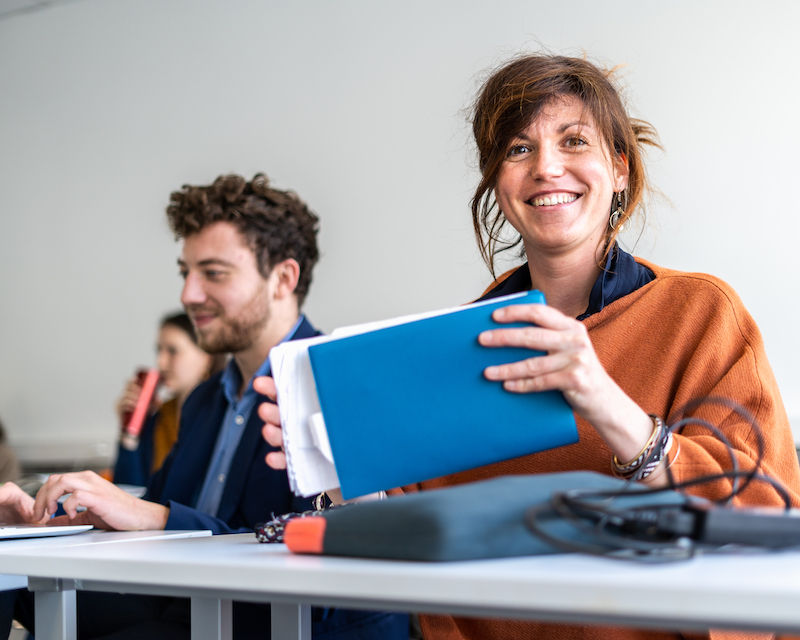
[{"left": 1, "top": 0, "right": 799, "bottom": 465}]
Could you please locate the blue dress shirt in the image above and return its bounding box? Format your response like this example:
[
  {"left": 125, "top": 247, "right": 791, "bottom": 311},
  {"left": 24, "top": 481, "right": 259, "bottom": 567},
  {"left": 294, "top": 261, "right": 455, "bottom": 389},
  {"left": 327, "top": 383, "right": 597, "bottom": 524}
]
[{"left": 194, "top": 315, "right": 305, "bottom": 517}]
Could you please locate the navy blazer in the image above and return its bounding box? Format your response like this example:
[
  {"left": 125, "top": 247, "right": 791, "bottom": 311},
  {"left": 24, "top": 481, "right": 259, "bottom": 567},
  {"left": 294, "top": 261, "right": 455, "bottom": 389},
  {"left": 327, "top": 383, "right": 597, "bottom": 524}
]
[{"left": 143, "top": 316, "right": 320, "bottom": 534}]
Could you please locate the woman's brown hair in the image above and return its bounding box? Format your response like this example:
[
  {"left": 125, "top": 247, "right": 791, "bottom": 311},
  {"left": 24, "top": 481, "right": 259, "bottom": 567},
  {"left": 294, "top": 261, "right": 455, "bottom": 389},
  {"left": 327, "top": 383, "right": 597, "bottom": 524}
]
[{"left": 470, "top": 54, "right": 661, "bottom": 276}]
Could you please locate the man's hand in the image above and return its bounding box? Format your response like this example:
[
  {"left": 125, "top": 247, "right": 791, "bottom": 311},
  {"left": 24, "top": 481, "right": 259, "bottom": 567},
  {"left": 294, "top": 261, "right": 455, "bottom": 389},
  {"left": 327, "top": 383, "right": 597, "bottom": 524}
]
[
  {"left": 33, "top": 471, "right": 169, "bottom": 531},
  {"left": 0, "top": 482, "right": 41, "bottom": 524},
  {"left": 253, "top": 376, "right": 287, "bottom": 470}
]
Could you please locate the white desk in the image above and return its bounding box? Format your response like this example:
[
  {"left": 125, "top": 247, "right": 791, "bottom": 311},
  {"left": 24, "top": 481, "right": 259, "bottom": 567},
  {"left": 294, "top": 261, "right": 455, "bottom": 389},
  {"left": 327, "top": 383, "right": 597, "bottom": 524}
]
[
  {"left": 3, "top": 532, "right": 800, "bottom": 640},
  {"left": 0, "top": 531, "right": 211, "bottom": 598},
  {"left": 0, "top": 530, "right": 211, "bottom": 640}
]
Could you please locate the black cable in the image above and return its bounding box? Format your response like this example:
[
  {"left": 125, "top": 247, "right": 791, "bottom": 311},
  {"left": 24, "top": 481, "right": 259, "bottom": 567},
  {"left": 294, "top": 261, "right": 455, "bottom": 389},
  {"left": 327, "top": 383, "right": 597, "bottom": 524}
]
[
  {"left": 667, "top": 396, "right": 768, "bottom": 502},
  {"left": 524, "top": 499, "right": 697, "bottom": 562},
  {"left": 523, "top": 396, "right": 793, "bottom": 562}
]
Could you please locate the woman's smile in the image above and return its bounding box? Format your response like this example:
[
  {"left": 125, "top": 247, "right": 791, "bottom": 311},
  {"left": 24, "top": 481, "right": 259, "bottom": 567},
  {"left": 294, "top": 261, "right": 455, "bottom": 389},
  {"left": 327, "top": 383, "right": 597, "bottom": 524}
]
[{"left": 527, "top": 192, "right": 580, "bottom": 207}]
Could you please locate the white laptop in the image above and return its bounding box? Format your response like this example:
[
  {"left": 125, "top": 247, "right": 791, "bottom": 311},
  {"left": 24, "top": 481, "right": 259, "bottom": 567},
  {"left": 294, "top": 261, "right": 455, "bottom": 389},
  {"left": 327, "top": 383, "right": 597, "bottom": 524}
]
[{"left": 0, "top": 524, "right": 92, "bottom": 540}]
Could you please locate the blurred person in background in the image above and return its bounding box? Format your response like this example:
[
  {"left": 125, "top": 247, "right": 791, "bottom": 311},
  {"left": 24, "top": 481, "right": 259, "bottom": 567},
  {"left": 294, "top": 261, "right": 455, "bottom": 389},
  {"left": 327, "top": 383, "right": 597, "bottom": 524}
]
[{"left": 113, "top": 312, "right": 227, "bottom": 486}]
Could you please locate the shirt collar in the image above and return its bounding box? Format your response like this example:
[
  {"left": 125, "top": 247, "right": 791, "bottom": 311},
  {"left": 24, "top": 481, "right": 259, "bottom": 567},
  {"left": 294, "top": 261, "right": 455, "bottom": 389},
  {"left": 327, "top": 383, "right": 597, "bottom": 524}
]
[{"left": 477, "top": 245, "right": 654, "bottom": 319}]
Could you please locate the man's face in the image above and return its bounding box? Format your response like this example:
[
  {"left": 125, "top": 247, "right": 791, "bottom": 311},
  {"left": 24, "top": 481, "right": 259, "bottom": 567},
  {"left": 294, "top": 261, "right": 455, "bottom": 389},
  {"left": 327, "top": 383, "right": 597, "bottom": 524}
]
[{"left": 179, "top": 221, "right": 271, "bottom": 355}]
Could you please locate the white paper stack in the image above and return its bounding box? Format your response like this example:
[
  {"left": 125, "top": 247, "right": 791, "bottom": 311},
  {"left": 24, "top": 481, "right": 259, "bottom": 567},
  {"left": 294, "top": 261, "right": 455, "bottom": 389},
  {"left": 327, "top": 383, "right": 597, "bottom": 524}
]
[{"left": 269, "top": 335, "right": 340, "bottom": 497}]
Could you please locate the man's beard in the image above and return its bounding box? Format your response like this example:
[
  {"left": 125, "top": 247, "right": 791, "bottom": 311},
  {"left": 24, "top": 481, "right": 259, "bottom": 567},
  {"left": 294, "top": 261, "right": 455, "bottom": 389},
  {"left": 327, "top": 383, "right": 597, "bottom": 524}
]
[{"left": 189, "top": 288, "right": 271, "bottom": 355}]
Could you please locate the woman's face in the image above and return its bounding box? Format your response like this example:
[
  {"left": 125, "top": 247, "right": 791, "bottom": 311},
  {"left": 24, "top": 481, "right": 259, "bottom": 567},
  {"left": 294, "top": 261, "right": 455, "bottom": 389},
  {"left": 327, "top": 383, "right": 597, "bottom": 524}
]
[
  {"left": 156, "top": 324, "right": 212, "bottom": 396},
  {"left": 494, "top": 94, "right": 628, "bottom": 262}
]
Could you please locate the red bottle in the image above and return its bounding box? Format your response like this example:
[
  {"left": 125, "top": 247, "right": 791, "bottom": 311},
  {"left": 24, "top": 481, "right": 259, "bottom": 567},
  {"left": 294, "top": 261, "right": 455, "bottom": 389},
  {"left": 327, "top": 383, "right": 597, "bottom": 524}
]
[{"left": 120, "top": 368, "right": 160, "bottom": 451}]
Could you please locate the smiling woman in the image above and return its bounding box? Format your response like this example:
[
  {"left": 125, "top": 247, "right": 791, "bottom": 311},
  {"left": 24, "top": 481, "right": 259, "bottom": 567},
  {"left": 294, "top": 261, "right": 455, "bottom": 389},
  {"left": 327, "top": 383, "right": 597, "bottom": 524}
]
[
  {"left": 494, "top": 94, "right": 628, "bottom": 303},
  {"left": 471, "top": 56, "right": 660, "bottom": 280},
  {"left": 400, "top": 53, "right": 800, "bottom": 640}
]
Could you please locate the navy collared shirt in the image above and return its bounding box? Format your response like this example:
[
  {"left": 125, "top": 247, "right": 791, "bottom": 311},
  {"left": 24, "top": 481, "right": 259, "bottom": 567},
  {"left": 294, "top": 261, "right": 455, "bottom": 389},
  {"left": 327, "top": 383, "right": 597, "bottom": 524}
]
[
  {"left": 194, "top": 314, "right": 306, "bottom": 517},
  {"left": 477, "top": 244, "right": 654, "bottom": 319}
]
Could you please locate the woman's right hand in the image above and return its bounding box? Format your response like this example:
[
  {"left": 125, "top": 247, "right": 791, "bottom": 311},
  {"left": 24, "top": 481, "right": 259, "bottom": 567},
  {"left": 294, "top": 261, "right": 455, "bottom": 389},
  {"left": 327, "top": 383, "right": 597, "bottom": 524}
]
[
  {"left": 115, "top": 378, "right": 143, "bottom": 424},
  {"left": 480, "top": 302, "right": 666, "bottom": 484},
  {"left": 254, "top": 376, "right": 287, "bottom": 470}
]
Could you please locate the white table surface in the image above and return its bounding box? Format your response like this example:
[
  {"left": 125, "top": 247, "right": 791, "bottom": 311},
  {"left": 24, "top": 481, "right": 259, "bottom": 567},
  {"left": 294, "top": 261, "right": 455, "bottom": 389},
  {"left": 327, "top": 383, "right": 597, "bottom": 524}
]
[
  {"left": 0, "top": 528, "right": 211, "bottom": 554},
  {"left": 0, "top": 530, "right": 213, "bottom": 590},
  {"left": 3, "top": 532, "right": 800, "bottom": 635},
  {"left": 0, "top": 529, "right": 213, "bottom": 639}
]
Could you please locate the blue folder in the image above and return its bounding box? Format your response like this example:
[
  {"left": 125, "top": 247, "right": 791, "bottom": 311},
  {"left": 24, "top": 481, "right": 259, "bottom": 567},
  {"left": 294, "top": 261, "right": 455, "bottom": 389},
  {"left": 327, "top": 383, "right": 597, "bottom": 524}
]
[{"left": 307, "top": 291, "right": 579, "bottom": 499}]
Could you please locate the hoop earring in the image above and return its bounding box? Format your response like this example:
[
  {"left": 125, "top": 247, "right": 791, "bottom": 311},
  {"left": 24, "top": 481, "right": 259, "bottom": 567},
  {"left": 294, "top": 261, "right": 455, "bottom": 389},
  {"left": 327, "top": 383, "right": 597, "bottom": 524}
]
[{"left": 609, "top": 190, "right": 628, "bottom": 231}]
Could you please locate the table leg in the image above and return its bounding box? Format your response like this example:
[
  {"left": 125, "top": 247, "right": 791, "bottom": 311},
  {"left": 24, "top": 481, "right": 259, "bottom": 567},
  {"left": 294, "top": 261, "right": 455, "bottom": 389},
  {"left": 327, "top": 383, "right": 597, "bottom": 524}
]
[
  {"left": 191, "top": 596, "right": 232, "bottom": 640},
  {"left": 271, "top": 603, "right": 310, "bottom": 640},
  {"left": 27, "top": 577, "right": 76, "bottom": 640}
]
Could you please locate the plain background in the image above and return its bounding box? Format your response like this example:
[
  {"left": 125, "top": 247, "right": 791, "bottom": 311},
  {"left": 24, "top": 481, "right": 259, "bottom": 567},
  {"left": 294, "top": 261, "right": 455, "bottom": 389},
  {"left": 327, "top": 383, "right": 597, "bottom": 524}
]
[{"left": 1, "top": 0, "right": 798, "bottom": 466}]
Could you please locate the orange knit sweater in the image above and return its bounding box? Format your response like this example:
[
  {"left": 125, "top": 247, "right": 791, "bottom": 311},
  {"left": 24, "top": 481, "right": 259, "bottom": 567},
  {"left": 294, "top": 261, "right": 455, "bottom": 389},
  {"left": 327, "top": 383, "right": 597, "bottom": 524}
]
[{"left": 403, "top": 260, "right": 800, "bottom": 640}]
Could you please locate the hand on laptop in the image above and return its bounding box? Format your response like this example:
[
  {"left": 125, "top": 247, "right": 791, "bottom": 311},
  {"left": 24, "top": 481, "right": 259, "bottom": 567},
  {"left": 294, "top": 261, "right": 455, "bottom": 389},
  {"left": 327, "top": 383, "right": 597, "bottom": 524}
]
[
  {"left": 0, "top": 482, "right": 43, "bottom": 524},
  {"left": 254, "top": 376, "right": 287, "bottom": 470},
  {"left": 32, "top": 471, "right": 169, "bottom": 531}
]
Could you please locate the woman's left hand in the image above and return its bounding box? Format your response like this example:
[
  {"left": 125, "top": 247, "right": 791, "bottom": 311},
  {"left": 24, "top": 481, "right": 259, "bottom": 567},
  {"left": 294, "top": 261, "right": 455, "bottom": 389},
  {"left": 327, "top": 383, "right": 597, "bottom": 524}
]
[{"left": 479, "top": 302, "right": 656, "bottom": 470}]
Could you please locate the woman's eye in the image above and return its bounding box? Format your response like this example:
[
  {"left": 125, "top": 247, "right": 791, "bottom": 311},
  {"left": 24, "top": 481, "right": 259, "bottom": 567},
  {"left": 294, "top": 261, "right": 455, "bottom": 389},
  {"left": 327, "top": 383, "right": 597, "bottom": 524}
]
[
  {"left": 565, "top": 136, "right": 587, "bottom": 148},
  {"left": 178, "top": 270, "right": 188, "bottom": 279},
  {"left": 507, "top": 144, "right": 530, "bottom": 158}
]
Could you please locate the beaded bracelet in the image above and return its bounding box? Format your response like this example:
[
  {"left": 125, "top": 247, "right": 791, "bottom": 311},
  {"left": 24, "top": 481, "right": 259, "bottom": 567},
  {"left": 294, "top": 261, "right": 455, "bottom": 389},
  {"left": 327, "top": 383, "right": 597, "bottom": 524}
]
[
  {"left": 612, "top": 415, "right": 671, "bottom": 481},
  {"left": 636, "top": 431, "right": 672, "bottom": 480}
]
